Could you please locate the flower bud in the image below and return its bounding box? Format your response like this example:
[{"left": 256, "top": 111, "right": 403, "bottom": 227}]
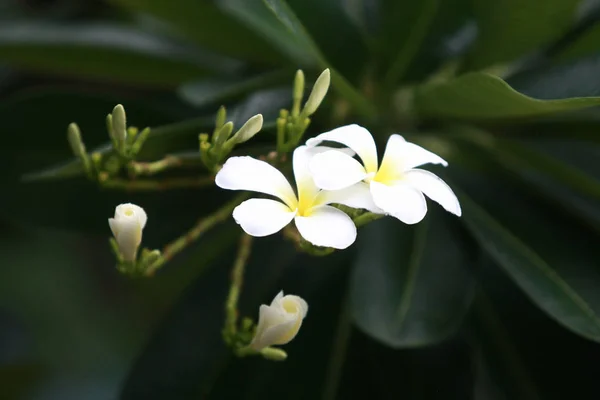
[
  {"left": 249, "top": 291, "right": 308, "bottom": 351},
  {"left": 67, "top": 123, "right": 86, "bottom": 157},
  {"left": 302, "top": 68, "right": 330, "bottom": 116},
  {"left": 111, "top": 104, "right": 127, "bottom": 149},
  {"left": 227, "top": 114, "right": 263, "bottom": 146},
  {"left": 108, "top": 203, "right": 147, "bottom": 262}
]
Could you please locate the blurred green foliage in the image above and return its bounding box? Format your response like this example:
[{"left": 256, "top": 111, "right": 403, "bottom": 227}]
[{"left": 3, "top": 0, "right": 600, "bottom": 399}]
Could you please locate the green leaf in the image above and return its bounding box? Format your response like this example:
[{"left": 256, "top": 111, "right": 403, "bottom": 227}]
[
  {"left": 261, "top": 0, "right": 377, "bottom": 120},
  {"left": 508, "top": 54, "right": 600, "bottom": 99},
  {"left": 350, "top": 208, "right": 474, "bottom": 348},
  {"left": 108, "top": 0, "right": 283, "bottom": 64},
  {"left": 554, "top": 22, "right": 600, "bottom": 63},
  {"left": 177, "top": 70, "right": 289, "bottom": 109},
  {"left": 446, "top": 129, "right": 600, "bottom": 232},
  {"left": 456, "top": 183, "right": 600, "bottom": 342},
  {"left": 465, "top": 0, "right": 581, "bottom": 70},
  {"left": 381, "top": 0, "right": 439, "bottom": 87},
  {"left": 470, "top": 287, "right": 541, "bottom": 400},
  {"left": 0, "top": 22, "right": 241, "bottom": 87},
  {"left": 414, "top": 72, "right": 600, "bottom": 120},
  {"left": 215, "top": 0, "right": 317, "bottom": 65}
]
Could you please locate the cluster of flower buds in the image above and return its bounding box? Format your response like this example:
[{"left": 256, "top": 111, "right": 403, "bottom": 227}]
[
  {"left": 199, "top": 107, "right": 264, "bottom": 172},
  {"left": 67, "top": 104, "right": 150, "bottom": 181},
  {"left": 276, "top": 68, "right": 331, "bottom": 153}
]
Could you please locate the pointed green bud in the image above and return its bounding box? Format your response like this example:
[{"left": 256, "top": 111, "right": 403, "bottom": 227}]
[
  {"left": 67, "top": 123, "right": 86, "bottom": 157},
  {"left": 260, "top": 347, "right": 288, "bottom": 361},
  {"left": 214, "top": 121, "right": 234, "bottom": 150},
  {"left": 111, "top": 104, "right": 127, "bottom": 150},
  {"left": 106, "top": 113, "right": 118, "bottom": 149},
  {"left": 140, "top": 249, "right": 163, "bottom": 274},
  {"left": 302, "top": 68, "right": 330, "bottom": 117},
  {"left": 292, "top": 70, "right": 305, "bottom": 116},
  {"left": 227, "top": 114, "right": 263, "bottom": 147},
  {"left": 215, "top": 106, "right": 227, "bottom": 130},
  {"left": 131, "top": 127, "right": 151, "bottom": 155}
]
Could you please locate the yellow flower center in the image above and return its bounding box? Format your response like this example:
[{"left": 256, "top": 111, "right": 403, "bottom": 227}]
[
  {"left": 124, "top": 208, "right": 134, "bottom": 216},
  {"left": 373, "top": 156, "right": 404, "bottom": 185}
]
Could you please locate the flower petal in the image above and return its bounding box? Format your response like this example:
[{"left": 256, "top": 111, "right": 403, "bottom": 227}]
[
  {"left": 110, "top": 217, "right": 142, "bottom": 261},
  {"left": 309, "top": 150, "right": 368, "bottom": 191},
  {"left": 377, "top": 134, "right": 448, "bottom": 183},
  {"left": 254, "top": 314, "right": 301, "bottom": 349},
  {"left": 318, "top": 182, "right": 383, "bottom": 213},
  {"left": 115, "top": 203, "right": 147, "bottom": 229},
  {"left": 306, "top": 124, "right": 378, "bottom": 173},
  {"left": 232, "top": 199, "right": 296, "bottom": 237},
  {"left": 294, "top": 205, "right": 357, "bottom": 249},
  {"left": 405, "top": 169, "right": 462, "bottom": 216},
  {"left": 281, "top": 295, "right": 308, "bottom": 319},
  {"left": 250, "top": 304, "right": 286, "bottom": 350},
  {"left": 370, "top": 180, "right": 427, "bottom": 224},
  {"left": 216, "top": 156, "right": 297, "bottom": 208}
]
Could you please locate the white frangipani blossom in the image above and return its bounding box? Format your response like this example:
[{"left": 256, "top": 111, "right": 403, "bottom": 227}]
[
  {"left": 307, "top": 124, "right": 461, "bottom": 224},
  {"left": 108, "top": 203, "right": 147, "bottom": 261},
  {"left": 215, "top": 146, "right": 375, "bottom": 249},
  {"left": 249, "top": 291, "right": 308, "bottom": 351}
]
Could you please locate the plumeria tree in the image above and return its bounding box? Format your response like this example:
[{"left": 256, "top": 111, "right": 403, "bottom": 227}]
[{"left": 5, "top": 0, "right": 600, "bottom": 398}]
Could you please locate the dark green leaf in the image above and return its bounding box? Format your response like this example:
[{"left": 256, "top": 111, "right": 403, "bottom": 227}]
[
  {"left": 554, "top": 21, "right": 600, "bottom": 63},
  {"left": 456, "top": 181, "right": 600, "bottom": 342},
  {"left": 351, "top": 207, "right": 474, "bottom": 348},
  {"left": 465, "top": 0, "right": 581, "bottom": 70},
  {"left": 177, "top": 70, "right": 289, "bottom": 108},
  {"left": 381, "top": 0, "right": 439, "bottom": 87},
  {"left": 237, "top": 0, "right": 377, "bottom": 118},
  {"left": 286, "top": 0, "right": 368, "bottom": 80},
  {"left": 508, "top": 54, "right": 600, "bottom": 99},
  {"left": 0, "top": 22, "right": 241, "bottom": 87},
  {"left": 414, "top": 72, "right": 600, "bottom": 120},
  {"left": 470, "top": 287, "right": 541, "bottom": 400},
  {"left": 216, "top": 0, "right": 319, "bottom": 66},
  {"left": 108, "top": 0, "right": 283, "bottom": 64},
  {"left": 447, "top": 130, "right": 600, "bottom": 232}
]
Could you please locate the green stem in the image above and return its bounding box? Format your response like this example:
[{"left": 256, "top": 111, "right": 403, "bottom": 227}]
[
  {"left": 99, "top": 176, "right": 213, "bottom": 191},
  {"left": 128, "top": 155, "right": 186, "bottom": 177},
  {"left": 353, "top": 212, "right": 384, "bottom": 227},
  {"left": 225, "top": 233, "right": 254, "bottom": 339},
  {"left": 145, "top": 193, "right": 249, "bottom": 276}
]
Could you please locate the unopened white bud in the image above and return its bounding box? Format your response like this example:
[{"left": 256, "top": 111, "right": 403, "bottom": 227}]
[
  {"left": 108, "top": 203, "right": 147, "bottom": 262},
  {"left": 249, "top": 291, "right": 308, "bottom": 351}
]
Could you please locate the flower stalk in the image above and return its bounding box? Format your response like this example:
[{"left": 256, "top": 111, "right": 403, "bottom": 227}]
[
  {"left": 224, "top": 233, "right": 254, "bottom": 341},
  {"left": 98, "top": 174, "right": 214, "bottom": 191},
  {"left": 144, "top": 193, "right": 250, "bottom": 276}
]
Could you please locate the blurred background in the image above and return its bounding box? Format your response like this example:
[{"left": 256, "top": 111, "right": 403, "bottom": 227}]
[{"left": 3, "top": 0, "right": 600, "bottom": 399}]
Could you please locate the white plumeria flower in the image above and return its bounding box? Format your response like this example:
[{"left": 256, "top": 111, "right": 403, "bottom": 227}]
[
  {"left": 250, "top": 291, "right": 308, "bottom": 351},
  {"left": 215, "top": 145, "right": 377, "bottom": 249},
  {"left": 108, "top": 203, "right": 147, "bottom": 262},
  {"left": 307, "top": 124, "right": 462, "bottom": 224}
]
